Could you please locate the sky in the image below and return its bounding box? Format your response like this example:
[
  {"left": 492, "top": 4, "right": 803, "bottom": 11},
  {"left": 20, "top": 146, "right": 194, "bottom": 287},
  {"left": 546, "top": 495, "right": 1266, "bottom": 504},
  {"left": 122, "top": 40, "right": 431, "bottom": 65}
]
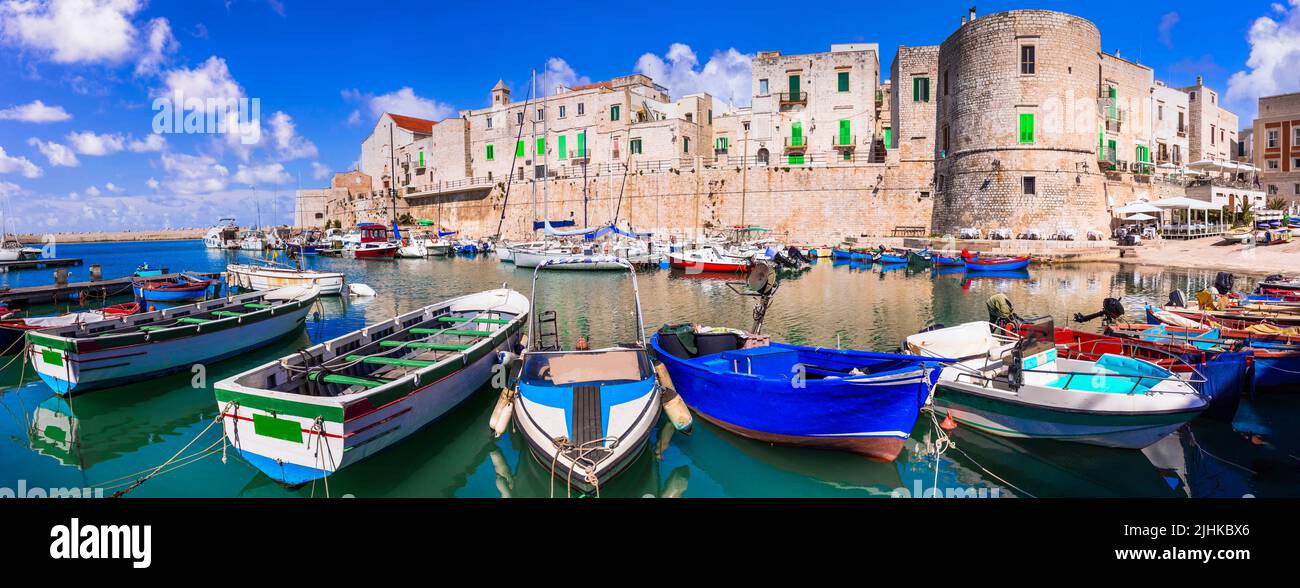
[{"left": 1, "top": 0, "right": 1298, "bottom": 233}]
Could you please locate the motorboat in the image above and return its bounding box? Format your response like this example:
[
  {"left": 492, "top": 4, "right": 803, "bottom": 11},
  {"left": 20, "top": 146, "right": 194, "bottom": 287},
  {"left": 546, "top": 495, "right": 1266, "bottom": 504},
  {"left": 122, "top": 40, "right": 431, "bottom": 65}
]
[
  {"left": 666, "top": 245, "right": 752, "bottom": 272},
  {"left": 203, "top": 218, "right": 241, "bottom": 249},
  {"left": 345, "top": 223, "right": 398, "bottom": 259}
]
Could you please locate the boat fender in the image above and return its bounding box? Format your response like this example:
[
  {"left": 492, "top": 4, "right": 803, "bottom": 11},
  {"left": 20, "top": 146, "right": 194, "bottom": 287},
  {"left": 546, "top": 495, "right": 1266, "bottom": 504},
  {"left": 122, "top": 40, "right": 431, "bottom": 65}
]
[
  {"left": 491, "top": 394, "right": 515, "bottom": 439},
  {"left": 349, "top": 283, "right": 376, "bottom": 297},
  {"left": 653, "top": 363, "right": 693, "bottom": 434}
]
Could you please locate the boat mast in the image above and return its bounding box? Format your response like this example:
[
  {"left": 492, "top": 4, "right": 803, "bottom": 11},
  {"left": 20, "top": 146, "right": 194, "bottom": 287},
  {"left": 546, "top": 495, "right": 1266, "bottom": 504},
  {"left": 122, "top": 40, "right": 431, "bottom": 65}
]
[
  {"left": 541, "top": 66, "right": 550, "bottom": 225},
  {"left": 530, "top": 69, "right": 538, "bottom": 232}
]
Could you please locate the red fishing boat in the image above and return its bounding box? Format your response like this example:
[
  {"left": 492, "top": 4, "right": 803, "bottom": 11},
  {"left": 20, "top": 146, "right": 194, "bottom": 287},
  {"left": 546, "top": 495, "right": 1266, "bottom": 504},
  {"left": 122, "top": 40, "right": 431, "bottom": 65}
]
[
  {"left": 348, "top": 223, "right": 399, "bottom": 259},
  {"left": 666, "top": 245, "right": 752, "bottom": 273}
]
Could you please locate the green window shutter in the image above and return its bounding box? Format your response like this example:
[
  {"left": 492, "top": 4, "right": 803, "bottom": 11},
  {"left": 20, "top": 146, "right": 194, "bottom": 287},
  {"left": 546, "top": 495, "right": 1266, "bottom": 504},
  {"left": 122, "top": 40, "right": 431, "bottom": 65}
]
[
  {"left": 558, "top": 135, "right": 567, "bottom": 160},
  {"left": 1019, "top": 113, "right": 1034, "bottom": 144},
  {"left": 683, "top": 137, "right": 689, "bottom": 154},
  {"left": 884, "top": 127, "right": 892, "bottom": 149},
  {"left": 791, "top": 121, "right": 803, "bottom": 147},
  {"left": 486, "top": 144, "right": 494, "bottom": 161},
  {"left": 723, "top": 137, "right": 729, "bottom": 149},
  {"left": 419, "top": 151, "right": 424, "bottom": 167},
  {"left": 789, "top": 74, "right": 801, "bottom": 98},
  {"left": 843, "top": 151, "right": 852, "bottom": 161},
  {"left": 922, "top": 78, "right": 930, "bottom": 102},
  {"left": 708, "top": 109, "right": 713, "bottom": 124},
  {"left": 516, "top": 140, "right": 524, "bottom": 158},
  {"left": 611, "top": 105, "right": 620, "bottom": 121},
  {"left": 1107, "top": 86, "right": 1117, "bottom": 119},
  {"left": 913, "top": 78, "right": 920, "bottom": 102},
  {"left": 837, "top": 71, "right": 849, "bottom": 92},
  {"left": 839, "top": 120, "right": 851, "bottom": 145},
  {"left": 577, "top": 132, "right": 586, "bottom": 157},
  {"left": 536, "top": 137, "right": 545, "bottom": 155},
  {"left": 788, "top": 154, "right": 804, "bottom": 165}
]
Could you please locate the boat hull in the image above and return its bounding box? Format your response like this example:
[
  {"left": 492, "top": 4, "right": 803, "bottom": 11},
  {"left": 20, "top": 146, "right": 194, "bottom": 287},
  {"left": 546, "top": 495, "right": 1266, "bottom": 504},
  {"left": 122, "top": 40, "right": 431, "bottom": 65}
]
[
  {"left": 351, "top": 244, "right": 398, "bottom": 259},
  {"left": 965, "top": 257, "right": 1031, "bottom": 271},
  {"left": 227, "top": 265, "right": 345, "bottom": 295}
]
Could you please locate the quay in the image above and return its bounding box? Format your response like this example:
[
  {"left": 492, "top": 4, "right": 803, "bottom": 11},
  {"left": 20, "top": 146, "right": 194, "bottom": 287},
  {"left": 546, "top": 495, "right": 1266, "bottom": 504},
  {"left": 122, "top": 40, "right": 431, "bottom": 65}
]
[
  {"left": 0, "top": 271, "right": 221, "bottom": 307},
  {"left": 0, "top": 258, "right": 84, "bottom": 271}
]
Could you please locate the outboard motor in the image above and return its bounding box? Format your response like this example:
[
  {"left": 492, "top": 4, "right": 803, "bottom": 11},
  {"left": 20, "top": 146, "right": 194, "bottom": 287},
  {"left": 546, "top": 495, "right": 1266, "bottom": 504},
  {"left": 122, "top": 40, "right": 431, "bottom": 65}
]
[
  {"left": 1214, "top": 272, "right": 1235, "bottom": 295},
  {"left": 1167, "top": 289, "right": 1188, "bottom": 309},
  {"left": 785, "top": 246, "right": 810, "bottom": 264},
  {"left": 1072, "top": 297, "right": 1126, "bottom": 323},
  {"left": 986, "top": 293, "right": 1021, "bottom": 330}
]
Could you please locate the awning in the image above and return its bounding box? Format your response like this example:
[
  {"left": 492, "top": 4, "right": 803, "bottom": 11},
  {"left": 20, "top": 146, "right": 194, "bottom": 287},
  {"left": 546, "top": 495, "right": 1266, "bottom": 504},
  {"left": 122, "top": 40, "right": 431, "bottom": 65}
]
[
  {"left": 1113, "top": 201, "right": 1162, "bottom": 214},
  {"left": 1149, "top": 196, "right": 1221, "bottom": 211},
  {"left": 416, "top": 219, "right": 435, "bottom": 226},
  {"left": 1125, "top": 213, "right": 1158, "bottom": 221}
]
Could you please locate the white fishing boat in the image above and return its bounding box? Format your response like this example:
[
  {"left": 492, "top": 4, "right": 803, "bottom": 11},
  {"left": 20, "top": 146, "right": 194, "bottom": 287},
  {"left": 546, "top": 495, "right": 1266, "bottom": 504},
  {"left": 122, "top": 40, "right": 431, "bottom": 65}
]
[
  {"left": 496, "top": 256, "right": 660, "bottom": 495},
  {"left": 0, "top": 239, "right": 40, "bottom": 262},
  {"left": 227, "top": 262, "right": 345, "bottom": 295},
  {"left": 396, "top": 239, "right": 428, "bottom": 258},
  {"left": 214, "top": 289, "right": 528, "bottom": 487},
  {"left": 497, "top": 240, "right": 546, "bottom": 263},
  {"left": 26, "top": 286, "right": 320, "bottom": 396},
  {"left": 238, "top": 230, "right": 271, "bottom": 251},
  {"left": 204, "top": 218, "right": 241, "bottom": 249},
  {"left": 514, "top": 241, "right": 656, "bottom": 270},
  {"left": 902, "top": 318, "right": 1207, "bottom": 449}
]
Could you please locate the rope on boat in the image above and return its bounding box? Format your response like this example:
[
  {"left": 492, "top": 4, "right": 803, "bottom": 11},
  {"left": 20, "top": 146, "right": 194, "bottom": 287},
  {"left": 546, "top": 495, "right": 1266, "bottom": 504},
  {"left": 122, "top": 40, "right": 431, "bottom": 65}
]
[
  {"left": 110, "top": 402, "right": 234, "bottom": 497},
  {"left": 549, "top": 436, "right": 616, "bottom": 499},
  {"left": 307, "top": 416, "right": 338, "bottom": 499},
  {"left": 920, "top": 407, "right": 1037, "bottom": 498}
]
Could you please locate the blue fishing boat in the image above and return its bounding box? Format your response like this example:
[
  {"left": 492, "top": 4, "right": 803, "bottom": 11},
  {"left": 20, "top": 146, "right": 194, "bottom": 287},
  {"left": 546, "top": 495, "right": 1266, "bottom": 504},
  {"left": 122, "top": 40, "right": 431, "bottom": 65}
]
[
  {"left": 132, "top": 263, "right": 168, "bottom": 277},
  {"left": 132, "top": 275, "right": 213, "bottom": 304},
  {"left": 832, "top": 248, "right": 853, "bottom": 259},
  {"left": 933, "top": 254, "right": 964, "bottom": 267},
  {"left": 874, "top": 250, "right": 908, "bottom": 264},
  {"left": 650, "top": 262, "right": 946, "bottom": 461},
  {"left": 965, "top": 256, "right": 1031, "bottom": 271}
]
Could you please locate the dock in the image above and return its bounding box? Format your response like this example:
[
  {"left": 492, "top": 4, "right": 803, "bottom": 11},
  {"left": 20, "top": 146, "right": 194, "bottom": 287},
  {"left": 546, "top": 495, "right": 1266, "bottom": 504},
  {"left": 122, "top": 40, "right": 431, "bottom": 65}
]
[
  {"left": 0, "top": 257, "right": 83, "bottom": 271},
  {"left": 0, "top": 271, "right": 221, "bottom": 307}
]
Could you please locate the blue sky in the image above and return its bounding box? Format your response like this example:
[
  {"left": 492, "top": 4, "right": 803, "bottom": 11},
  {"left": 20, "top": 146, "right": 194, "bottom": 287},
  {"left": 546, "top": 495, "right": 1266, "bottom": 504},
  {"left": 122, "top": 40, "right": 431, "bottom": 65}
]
[{"left": 1, "top": 0, "right": 1298, "bottom": 233}]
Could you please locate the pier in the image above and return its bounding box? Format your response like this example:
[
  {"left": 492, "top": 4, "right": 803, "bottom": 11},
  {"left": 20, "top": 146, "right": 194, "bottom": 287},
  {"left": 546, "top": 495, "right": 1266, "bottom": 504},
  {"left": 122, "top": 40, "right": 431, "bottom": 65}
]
[
  {"left": 0, "top": 271, "right": 221, "bottom": 307},
  {"left": 0, "top": 257, "right": 84, "bottom": 271}
]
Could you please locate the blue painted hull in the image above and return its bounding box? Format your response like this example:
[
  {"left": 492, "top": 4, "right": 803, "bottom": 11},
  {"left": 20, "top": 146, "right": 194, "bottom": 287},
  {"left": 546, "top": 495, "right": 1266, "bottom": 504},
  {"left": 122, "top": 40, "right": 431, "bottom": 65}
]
[
  {"left": 933, "top": 255, "right": 963, "bottom": 267},
  {"left": 1189, "top": 352, "right": 1249, "bottom": 422},
  {"left": 651, "top": 334, "right": 942, "bottom": 461},
  {"left": 132, "top": 283, "right": 210, "bottom": 303},
  {"left": 1252, "top": 351, "right": 1300, "bottom": 390},
  {"left": 875, "top": 254, "right": 908, "bottom": 263},
  {"left": 831, "top": 248, "right": 852, "bottom": 259}
]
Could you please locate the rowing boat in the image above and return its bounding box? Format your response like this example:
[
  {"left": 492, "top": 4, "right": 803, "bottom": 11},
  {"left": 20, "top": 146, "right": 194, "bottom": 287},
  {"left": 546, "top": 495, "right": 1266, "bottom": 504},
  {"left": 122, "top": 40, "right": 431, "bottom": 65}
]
[
  {"left": 964, "top": 256, "right": 1031, "bottom": 271},
  {"left": 214, "top": 288, "right": 528, "bottom": 487},
  {"left": 26, "top": 286, "right": 320, "bottom": 396}
]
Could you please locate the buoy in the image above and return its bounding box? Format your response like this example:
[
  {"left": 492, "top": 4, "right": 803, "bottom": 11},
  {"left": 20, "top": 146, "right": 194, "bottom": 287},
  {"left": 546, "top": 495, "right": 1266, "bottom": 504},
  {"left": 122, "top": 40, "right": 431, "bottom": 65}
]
[
  {"left": 491, "top": 400, "right": 514, "bottom": 439},
  {"left": 654, "top": 362, "right": 693, "bottom": 434},
  {"left": 349, "top": 283, "right": 376, "bottom": 297},
  {"left": 940, "top": 414, "right": 957, "bottom": 431},
  {"left": 658, "top": 259, "right": 670, "bottom": 270}
]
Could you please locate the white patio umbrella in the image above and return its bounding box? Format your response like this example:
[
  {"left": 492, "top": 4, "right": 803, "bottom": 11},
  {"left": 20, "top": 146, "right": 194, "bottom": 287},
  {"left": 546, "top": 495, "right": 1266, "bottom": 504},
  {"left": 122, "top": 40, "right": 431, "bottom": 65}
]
[
  {"left": 1125, "top": 213, "right": 1157, "bottom": 221},
  {"left": 1113, "top": 201, "right": 1162, "bottom": 215}
]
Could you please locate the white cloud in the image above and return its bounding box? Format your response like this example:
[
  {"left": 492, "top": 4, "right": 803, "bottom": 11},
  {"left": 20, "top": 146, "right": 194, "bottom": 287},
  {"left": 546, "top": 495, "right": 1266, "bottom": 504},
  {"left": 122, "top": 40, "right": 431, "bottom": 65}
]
[
  {"left": 635, "top": 43, "right": 753, "bottom": 110},
  {"left": 233, "top": 162, "right": 291, "bottom": 185},
  {"left": 105, "top": 182, "right": 124, "bottom": 193},
  {"left": 85, "top": 185, "right": 101, "bottom": 197},
  {"left": 1157, "top": 12, "right": 1180, "bottom": 48},
  {"left": 0, "top": 145, "right": 44, "bottom": 178},
  {"left": 160, "top": 151, "right": 229, "bottom": 194},
  {"left": 0, "top": 100, "right": 71, "bottom": 123},
  {"left": 158, "top": 55, "right": 244, "bottom": 105},
  {"left": 349, "top": 87, "right": 456, "bottom": 123},
  {"left": 346, "top": 110, "right": 361, "bottom": 126},
  {"left": 145, "top": 177, "right": 159, "bottom": 190},
  {"left": 128, "top": 133, "right": 166, "bottom": 152},
  {"left": 0, "top": 0, "right": 143, "bottom": 64},
  {"left": 267, "top": 111, "right": 318, "bottom": 160},
  {"left": 542, "top": 57, "right": 591, "bottom": 95},
  {"left": 311, "top": 161, "right": 331, "bottom": 180},
  {"left": 1226, "top": 1, "right": 1300, "bottom": 120},
  {"left": 27, "top": 138, "right": 79, "bottom": 167},
  {"left": 66, "top": 130, "right": 126, "bottom": 155},
  {"left": 134, "top": 17, "right": 178, "bottom": 76},
  {"left": 0, "top": 181, "right": 24, "bottom": 198}
]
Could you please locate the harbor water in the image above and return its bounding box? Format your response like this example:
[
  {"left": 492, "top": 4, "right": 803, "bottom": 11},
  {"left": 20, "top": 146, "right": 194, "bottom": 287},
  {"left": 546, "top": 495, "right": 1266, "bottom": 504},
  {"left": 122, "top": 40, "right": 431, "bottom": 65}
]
[{"left": 0, "top": 240, "right": 1296, "bottom": 498}]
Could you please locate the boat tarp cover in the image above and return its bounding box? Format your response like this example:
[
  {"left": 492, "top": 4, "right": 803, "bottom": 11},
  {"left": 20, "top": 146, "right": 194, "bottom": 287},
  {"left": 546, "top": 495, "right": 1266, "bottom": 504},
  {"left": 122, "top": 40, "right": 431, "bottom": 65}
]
[
  {"left": 657, "top": 324, "right": 697, "bottom": 355},
  {"left": 583, "top": 224, "right": 646, "bottom": 240},
  {"left": 437, "top": 230, "right": 458, "bottom": 237},
  {"left": 533, "top": 219, "right": 577, "bottom": 230},
  {"left": 541, "top": 221, "right": 596, "bottom": 237}
]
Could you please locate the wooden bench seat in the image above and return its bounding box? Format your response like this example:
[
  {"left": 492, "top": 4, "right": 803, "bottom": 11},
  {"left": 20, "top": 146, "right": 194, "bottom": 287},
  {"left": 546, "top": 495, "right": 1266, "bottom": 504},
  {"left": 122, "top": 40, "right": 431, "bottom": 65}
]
[
  {"left": 378, "top": 340, "right": 471, "bottom": 352},
  {"left": 436, "top": 316, "right": 511, "bottom": 325},
  {"left": 345, "top": 355, "right": 436, "bottom": 368}
]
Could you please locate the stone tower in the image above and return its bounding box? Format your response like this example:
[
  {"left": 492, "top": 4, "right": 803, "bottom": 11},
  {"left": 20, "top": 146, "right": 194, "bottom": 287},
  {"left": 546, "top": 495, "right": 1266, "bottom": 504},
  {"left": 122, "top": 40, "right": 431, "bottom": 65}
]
[{"left": 491, "top": 80, "right": 510, "bottom": 107}]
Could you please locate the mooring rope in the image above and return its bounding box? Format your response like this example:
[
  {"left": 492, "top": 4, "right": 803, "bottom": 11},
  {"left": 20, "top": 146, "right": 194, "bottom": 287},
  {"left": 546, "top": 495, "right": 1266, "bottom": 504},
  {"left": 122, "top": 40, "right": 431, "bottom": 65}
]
[{"left": 110, "top": 402, "right": 234, "bottom": 497}]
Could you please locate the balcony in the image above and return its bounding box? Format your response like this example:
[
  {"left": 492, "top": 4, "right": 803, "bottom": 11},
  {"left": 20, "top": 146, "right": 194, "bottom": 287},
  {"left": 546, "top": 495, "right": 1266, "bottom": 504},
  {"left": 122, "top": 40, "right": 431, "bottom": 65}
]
[
  {"left": 783, "top": 137, "right": 807, "bottom": 152},
  {"left": 779, "top": 91, "right": 807, "bottom": 107},
  {"left": 1176, "top": 126, "right": 1187, "bottom": 138},
  {"left": 832, "top": 134, "right": 856, "bottom": 150},
  {"left": 567, "top": 151, "right": 589, "bottom": 163}
]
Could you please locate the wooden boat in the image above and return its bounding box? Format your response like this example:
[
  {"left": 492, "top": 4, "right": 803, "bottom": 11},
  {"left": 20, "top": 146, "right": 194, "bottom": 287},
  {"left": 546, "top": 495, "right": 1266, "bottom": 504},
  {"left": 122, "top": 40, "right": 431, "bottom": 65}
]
[
  {"left": 653, "top": 326, "right": 943, "bottom": 461},
  {"left": 666, "top": 245, "right": 752, "bottom": 273},
  {"left": 1258, "top": 275, "right": 1300, "bottom": 293},
  {"left": 932, "top": 253, "right": 965, "bottom": 267},
  {"left": 0, "top": 303, "right": 138, "bottom": 356},
  {"left": 507, "top": 257, "right": 660, "bottom": 494},
  {"left": 903, "top": 318, "right": 1206, "bottom": 449},
  {"left": 1138, "top": 310, "right": 1300, "bottom": 390},
  {"left": 226, "top": 262, "right": 345, "bottom": 295},
  {"left": 1221, "top": 226, "right": 1253, "bottom": 244},
  {"left": 964, "top": 255, "right": 1031, "bottom": 271},
  {"left": 26, "top": 286, "right": 320, "bottom": 396},
  {"left": 873, "top": 250, "right": 908, "bottom": 264},
  {"left": 132, "top": 274, "right": 213, "bottom": 304},
  {"left": 214, "top": 289, "right": 528, "bottom": 487}
]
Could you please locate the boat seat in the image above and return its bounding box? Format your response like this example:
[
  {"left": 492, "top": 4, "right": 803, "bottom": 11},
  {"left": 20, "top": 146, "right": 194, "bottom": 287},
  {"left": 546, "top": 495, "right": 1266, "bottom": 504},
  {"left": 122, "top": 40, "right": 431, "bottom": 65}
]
[
  {"left": 177, "top": 317, "right": 211, "bottom": 325},
  {"left": 138, "top": 325, "right": 167, "bottom": 332},
  {"left": 378, "top": 340, "right": 471, "bottom": 351},
  {"left": 307, "top": 372, "right": 387, "bottom": 388},
  {"left": 410, "top": 327, "right": 493, "bottom": 337},
  {"left": 437, "top": 316, "right": 511, "bottom": 325},
  {"left": 345, "top": 355, "right": 435, "bottom": 368},
  {"left": 243, "top": 303, "right": 272, "bottom": 309},
  {"left": 211, "top": 311, "right": 244, "bottom": 318}
]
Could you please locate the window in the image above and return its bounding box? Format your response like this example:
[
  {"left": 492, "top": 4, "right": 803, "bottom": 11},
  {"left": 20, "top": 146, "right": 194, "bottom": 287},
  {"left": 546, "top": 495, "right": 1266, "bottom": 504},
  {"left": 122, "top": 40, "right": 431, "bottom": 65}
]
[
  {"left": 1020, "top": 45, "right": 1035, "bottom": 75},
  {"left": 611, "top": 105, "right": 620, "bottom": 121},
  {"left": 1019, "top": 113, "right": 1034, "bottom": 144},
  {"left": 486, "top": 144, "right": 495, "bottom": 161},
  {"left": 791, "top": 121, "right": 803, "bottom": 147},
  {"left": 486, "top": 116, "right": 493, "bottom": 129},
  {"left": 838, "top": 119, "right": 851, "bottom": 146},
  {"left": 708, "top": 109, "right": 712, "bottom": 124},
  {"left": 713, "top": 137, "right": 727, "bottom": 151},
  {"left": 536, "top": 137, "right": 545, "bottom": 155},
  {"left": 685, "top": 113, "right": 693, "bottom": 123},
  {"left": 1173, "top": 145, "right": 1181, "bottom": 163},
  {"left": 837, "top": 71, "right": 850, "bottom": 92},
  {"left": 1023, "top": 176, "right": 1036, "bottom": 195},
  {"left": 683, "top": 136, "right": 689, "bottom": 154},
  {"left": 536, "top": 108, "right": 544, "bottom": 122},
  {"left": 612, "top": 138, "right": 620, "bottom": 159},
  {"left": 1294, "top": 157, "right": 1300, "bottom": 169},
  {"left": 913, "top": 77, "right": 930, "bottom": 102},
  {"left": 577, "top": 131, "right": 586, "bottom": 157},
  {"left": 1294, "top": 127, "right": 1300, "bottom": 144},
  {"left": 942, "top": 125, "right": 949, "bottom": 155},
  {"left": 1267, "top": 129, "right": 1279, "bottom": 148},
  {"left": 516, "top": 112, "right": 524, "bottom": 125},
  {"left": 1157, "top": 104, "right": 1163, "bottom": 121},
  {"left": 577, "top": 102, "right": 585, "bottom": 116},
  {"left": 1267, "top": 158, "right": 1280, "bottom": 170},
  {"left": 1268, "top": 184, "right": 1278, "bottom": 195},
  {"left": 1211, "top": 124, "right": 1216, "bottom": 145},
  {"left": 884, "top": 126, "right": 892, "bottom": 149},
  {"left": 631, "top": 138, "right": 642, "bottom": 154},
  {"left": 788, "top": 74, "right": 801, "bottom": 98},
  {"left": 515, "top": 140, "right": 524, "bottom": 158},
  {"left": 558, "top": 135, "right": 567, "bottom": 160},
  {"left": 559, "top": 105, "right": 566, "bottom": 118},
  {"left": 943, "top": 70, "right": 949, "bottom": 96},
  {"left": 1294, "top": 183, "right": 1300, "bottom": 196},
  {"left": 758, "top": 78, "right": 769, "bottom": 95}
]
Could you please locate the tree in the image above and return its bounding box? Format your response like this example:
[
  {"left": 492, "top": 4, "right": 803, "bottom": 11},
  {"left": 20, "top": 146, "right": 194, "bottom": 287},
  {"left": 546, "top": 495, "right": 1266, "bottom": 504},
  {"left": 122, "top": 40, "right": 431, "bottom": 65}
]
[
  {"left": 1267, "top": 197, "right": 1287, "bottom": 212},
  {"left": 397, "top": 213, "right": 414, "bottom": 225}
]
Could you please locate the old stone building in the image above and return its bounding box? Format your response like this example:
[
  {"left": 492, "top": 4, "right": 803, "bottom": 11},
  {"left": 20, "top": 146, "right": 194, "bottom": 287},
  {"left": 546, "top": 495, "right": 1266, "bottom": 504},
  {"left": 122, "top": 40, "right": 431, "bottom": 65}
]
[
  {"left": 359, "top": 113, "right": 438, "bottom": 193},
  {"left": 1254, "top": 92, "right": 1300, "bottom": 207},
  {"left": 1180, "top": 76, "right": 1239, "bottom": 164}
]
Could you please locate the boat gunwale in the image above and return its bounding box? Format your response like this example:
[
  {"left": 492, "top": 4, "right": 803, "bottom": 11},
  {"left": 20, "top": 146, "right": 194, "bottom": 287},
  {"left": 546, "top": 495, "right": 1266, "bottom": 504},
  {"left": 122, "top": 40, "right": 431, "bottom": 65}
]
[{"left": 650, "top": 335, "right": 941, "bottom": 387}]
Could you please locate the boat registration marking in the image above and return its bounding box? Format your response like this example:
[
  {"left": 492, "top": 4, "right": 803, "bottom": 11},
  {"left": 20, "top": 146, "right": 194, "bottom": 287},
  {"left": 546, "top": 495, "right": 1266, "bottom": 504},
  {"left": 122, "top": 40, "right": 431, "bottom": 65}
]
[{"left": 253, "top": 413, "right": 305, "bottom": 443}]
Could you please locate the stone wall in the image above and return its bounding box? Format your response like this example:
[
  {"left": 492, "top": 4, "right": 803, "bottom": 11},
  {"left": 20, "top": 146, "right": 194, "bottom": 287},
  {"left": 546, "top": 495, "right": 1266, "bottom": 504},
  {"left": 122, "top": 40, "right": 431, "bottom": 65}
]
[{"left": 398, "top": 163, "right": 932, "bottom": 244}]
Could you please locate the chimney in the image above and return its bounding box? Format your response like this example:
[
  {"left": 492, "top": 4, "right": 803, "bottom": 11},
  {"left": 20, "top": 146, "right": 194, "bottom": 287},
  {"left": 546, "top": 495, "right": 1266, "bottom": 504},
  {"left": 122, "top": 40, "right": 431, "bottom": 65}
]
[
  {"left": 961, "top": 16, "right": 967, "bottom": 25},
  {"left": 1196, "top": 75, "right": 1203, "bottom": 86},
  {"left": 968, "top": 6, "right": 976, "bottom": 21}
]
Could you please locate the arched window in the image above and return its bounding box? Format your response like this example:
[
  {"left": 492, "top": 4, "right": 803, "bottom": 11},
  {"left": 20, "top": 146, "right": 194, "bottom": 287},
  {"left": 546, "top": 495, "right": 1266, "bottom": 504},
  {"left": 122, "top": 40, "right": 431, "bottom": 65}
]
[{"left": 757, "top": 148, "right": 769, "bottom": 165}]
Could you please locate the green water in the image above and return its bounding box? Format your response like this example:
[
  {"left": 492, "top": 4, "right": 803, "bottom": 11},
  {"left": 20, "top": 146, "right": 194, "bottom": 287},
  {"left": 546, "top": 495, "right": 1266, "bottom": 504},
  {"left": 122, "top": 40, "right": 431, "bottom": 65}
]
[{"left": 0, "top": 241, "right": 1296, "bottom": 498}]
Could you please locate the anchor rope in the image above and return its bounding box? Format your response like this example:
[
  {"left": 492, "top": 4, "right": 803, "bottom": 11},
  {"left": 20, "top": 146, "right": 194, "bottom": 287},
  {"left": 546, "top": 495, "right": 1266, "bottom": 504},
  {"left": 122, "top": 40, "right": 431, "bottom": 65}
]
[{"left": 110, "top": 402, "right": 234, "bottom": 497}]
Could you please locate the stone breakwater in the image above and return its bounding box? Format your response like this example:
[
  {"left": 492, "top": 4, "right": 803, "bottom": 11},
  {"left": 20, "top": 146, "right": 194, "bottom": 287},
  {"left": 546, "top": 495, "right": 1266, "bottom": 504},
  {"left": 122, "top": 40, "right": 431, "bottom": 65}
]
[{"left": 12, "top": 229, "right": 206, "bottom": 244}]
